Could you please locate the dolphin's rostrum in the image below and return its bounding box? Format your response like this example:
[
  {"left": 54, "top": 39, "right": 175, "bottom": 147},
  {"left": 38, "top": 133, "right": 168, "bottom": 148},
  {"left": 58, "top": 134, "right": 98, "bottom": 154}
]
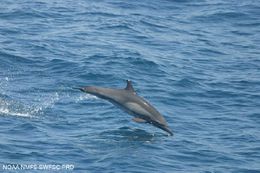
[{"left": 79, "top": 80, "right": 173, "bottom": 136}]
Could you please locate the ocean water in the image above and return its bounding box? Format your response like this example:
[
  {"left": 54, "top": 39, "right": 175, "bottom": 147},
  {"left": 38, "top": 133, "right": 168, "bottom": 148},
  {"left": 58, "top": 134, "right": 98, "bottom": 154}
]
[{"left": 0, "top": 0, "right": 260, "bottom": 172}]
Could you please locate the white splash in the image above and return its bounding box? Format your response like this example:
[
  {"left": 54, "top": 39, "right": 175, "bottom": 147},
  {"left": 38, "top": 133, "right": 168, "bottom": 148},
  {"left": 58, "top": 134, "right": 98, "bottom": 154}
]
[
  {"left": 32, "top": 92, "right": 60, "bottom": 114},
  {"left": 75, "top": 94, "right": 98, "bottom": 103},
  {"left": 0, "top": 107, "right": 31, "bottom": 117},
  {"left": 0, "top": 92, "right": 60, "bottom": 118}
]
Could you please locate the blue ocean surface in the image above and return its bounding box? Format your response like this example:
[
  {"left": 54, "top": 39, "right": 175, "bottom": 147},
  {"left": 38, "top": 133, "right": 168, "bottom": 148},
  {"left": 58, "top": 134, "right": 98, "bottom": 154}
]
[{"left": 0, "top": 0, "right": 260, "bottom": 172}]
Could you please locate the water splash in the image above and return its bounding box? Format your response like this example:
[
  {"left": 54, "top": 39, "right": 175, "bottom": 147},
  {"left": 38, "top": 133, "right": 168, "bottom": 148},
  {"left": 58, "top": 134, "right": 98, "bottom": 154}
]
[
  {"left": 0, "top": 76, "right": 9, "bottom": 95},
  {"left": 0, "top": 107, "right": 31, "bottom": 117},
  {"left": 0, "top": 74, "right": 60, "bottom": 117},
  {"left": 0, "top": 92, "right": 59, "bottom": 118},
  {"left": 75, "top": 93, "right": 98, "bottom": 103}
]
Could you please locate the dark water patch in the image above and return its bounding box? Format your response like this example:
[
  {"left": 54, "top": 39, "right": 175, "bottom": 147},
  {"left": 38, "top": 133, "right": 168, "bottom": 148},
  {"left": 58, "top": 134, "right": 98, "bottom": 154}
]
[
  {"left": 197, "top": 38, "right": 217, "bottom": 47},
  {"left": 109, "top": 1, "right": 137, "bottom": 10},
  {"left": 231, "top": 30, "right": 254, "bottom": 36},
  {"left": 77, "top": 72, "right": 115, "bottom": 82},
  {"left": 0, "top": 51, "right": 34, "bottom": 65},
  {"left": 78, "top": 11, "right": 122, "bottom": 18},
  {"left": 10, "top": 122, "right": 38, "bottom": 133},
  {"left": 0, "top": 9, "right": 46, "bottom": 20},
  {"left": 140, "top": 19, "right": 169, "bottom": 30},
  {"left": 97, "top": 22, "right": 135, "bottom": 32},
  {"left": 43, "top": 58, "right": 80, "bottom": 74},
  {"left": 248, "top": 113, "right": 260, "bottom": 123},
  {"left": 192, "top": 11, "right": 251, "bottom": 24},
  {"left": 100, "top": 127, "right": 158, "bottom": 142},
  {"left": 234, "top": 21, "right": 260, "bottom": 27},
  {"left": 229, "top": 80, "right": 260, "bottom": 91},
  {"left": 175, "top": 78, "right": 202, "bottom": 89},
  {"left": 128, "top": 56, "right": 158, "bottom": 68},
  {"left": 198, "top": 48, "right": 228, "bottom": 56},
  {"left": 204, "top": 89, "right": 241, "bottom": 99}
]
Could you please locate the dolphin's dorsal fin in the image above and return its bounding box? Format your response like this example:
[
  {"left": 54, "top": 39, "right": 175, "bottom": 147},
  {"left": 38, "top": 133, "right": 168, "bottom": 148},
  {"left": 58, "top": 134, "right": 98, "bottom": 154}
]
[{"left": 125, "top": 80, "right": 136, "bottom": 94}]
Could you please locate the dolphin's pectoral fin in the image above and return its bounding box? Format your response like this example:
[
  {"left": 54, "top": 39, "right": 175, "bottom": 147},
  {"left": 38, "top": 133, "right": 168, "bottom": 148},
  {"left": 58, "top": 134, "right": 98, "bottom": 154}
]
[
  {"left": 125, "top": 80, "right": 136, "bottom": 94},
  {"left": 132, "top": 117, "right": 147, "bottom": 123}
]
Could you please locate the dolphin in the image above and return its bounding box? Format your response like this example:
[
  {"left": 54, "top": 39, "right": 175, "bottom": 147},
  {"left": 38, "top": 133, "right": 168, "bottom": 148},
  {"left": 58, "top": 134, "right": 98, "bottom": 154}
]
[{"left": 78, "top": 80, "right": 173, "bottom": 136}]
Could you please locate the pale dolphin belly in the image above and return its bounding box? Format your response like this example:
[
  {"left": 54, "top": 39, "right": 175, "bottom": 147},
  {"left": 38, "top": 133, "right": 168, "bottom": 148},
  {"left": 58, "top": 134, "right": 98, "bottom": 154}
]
[
  {"left": 109, "top": 101, "right": 150, "bottom": 118},
  {"left": 124, "top": 102, "right": 151, "bottom": 118}
]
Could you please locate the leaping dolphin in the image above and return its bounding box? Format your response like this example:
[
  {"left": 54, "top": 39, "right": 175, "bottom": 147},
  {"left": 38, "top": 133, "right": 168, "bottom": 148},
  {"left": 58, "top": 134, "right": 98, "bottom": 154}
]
[{"left": 78, "top": 80, "right": 173, "bottom": 136}]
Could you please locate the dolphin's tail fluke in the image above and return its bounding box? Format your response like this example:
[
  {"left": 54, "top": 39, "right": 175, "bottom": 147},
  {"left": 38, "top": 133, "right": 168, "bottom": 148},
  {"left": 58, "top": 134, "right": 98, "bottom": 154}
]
[
  {"left": 72, "top": 87, "right": 81, "bottom": 90},
  {"left": 72, "top": 87, "right": 84, "bottom": 92},
  {"left": 157, "top": 124, "right": 173, "bottom": 136},
  {"left": 162, "top": 126, "right": 174, "bottom": 136}
]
